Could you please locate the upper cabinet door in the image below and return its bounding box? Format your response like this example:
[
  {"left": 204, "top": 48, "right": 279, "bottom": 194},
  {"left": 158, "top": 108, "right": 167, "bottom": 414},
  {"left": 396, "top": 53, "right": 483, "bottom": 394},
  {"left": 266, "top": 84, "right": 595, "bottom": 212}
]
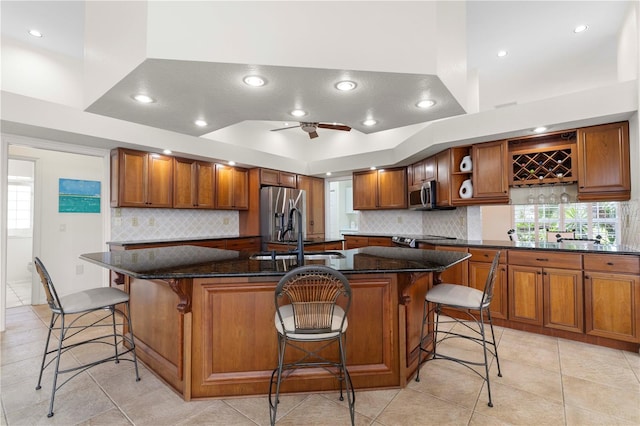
[
  {"left": 472, "top": 140, "right": 509, "bottom": 200},
  {"left": 377, "top": 168, "right": 407, "bottom": 209},
  {"left": 216, "top": 164, "right": 248, "bottom": 210},
  {"left": 577, "top": 122, "right": 630, "bottom": 201},
  {"left": 195, "top": 161, "right": 215, "bottom": 209},
  {"left": 146, "top": 154, "right": 174, "bottom": 207},
  {"left": 352, "top": 170, "right": 378, "bottom": 210}
]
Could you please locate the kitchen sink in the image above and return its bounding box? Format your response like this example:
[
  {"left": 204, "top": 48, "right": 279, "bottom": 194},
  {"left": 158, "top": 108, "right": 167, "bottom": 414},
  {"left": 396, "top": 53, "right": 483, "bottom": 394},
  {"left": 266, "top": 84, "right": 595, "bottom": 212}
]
[{"left": 250, "top": 251, "right": 345, "bottom": 261}]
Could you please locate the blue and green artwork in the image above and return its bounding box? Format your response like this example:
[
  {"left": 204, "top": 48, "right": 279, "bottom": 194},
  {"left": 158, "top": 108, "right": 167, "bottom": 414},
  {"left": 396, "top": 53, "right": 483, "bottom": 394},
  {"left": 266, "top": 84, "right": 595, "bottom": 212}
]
[{"left": 59, "top": 178, "right": 101, "bottom": 213}]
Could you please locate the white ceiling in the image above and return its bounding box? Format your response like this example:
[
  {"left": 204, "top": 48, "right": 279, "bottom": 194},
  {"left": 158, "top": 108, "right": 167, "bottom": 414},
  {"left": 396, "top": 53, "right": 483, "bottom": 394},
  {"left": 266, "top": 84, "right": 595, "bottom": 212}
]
[{"left": 0, "top": 1, "right": 635, "bottom": 173}]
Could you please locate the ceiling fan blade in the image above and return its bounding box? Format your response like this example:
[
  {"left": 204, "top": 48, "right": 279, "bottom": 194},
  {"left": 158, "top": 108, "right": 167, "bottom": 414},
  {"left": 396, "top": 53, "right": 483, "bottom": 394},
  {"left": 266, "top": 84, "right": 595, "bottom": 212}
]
[
  {"left": 309, "top": 131, "right": 319, "bottom": 139},
  {"left": 271, "top": 125, "right": 299, "bottom": 132},
  {"left": 317, "top": 123, "right": 351, "bottom": 132}
]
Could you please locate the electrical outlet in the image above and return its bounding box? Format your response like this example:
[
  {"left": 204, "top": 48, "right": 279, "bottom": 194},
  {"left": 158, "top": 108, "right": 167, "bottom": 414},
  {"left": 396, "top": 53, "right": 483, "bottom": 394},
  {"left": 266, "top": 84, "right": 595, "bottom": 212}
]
[
  {"left": 397, "top": 216, "right": 403, "bottom": 224},
  {"left": 149, "top": 217, "right": 155, "bottom": 226},
  {"left": 114, "top": 217, "right": 122, "bottom": 226},
  {"left": 114, "top": 208, "right": 122, "bottom": 218},
  {"left": 223, "top": 217, "right": 230, "bottom": 225},
  {"left": 132, "top": 217, "right": 139, "bottom": 226},
  {"left": 459, "top": 217, "right": 466, "bottom": 227}
]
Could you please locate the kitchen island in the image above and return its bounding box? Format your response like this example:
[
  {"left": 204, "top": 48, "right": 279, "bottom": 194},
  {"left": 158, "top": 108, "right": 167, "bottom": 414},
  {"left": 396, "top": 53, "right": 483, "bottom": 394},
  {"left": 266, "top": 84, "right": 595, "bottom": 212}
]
[{"left": 80, "top": 245, "right": 470, "bottom": 400}]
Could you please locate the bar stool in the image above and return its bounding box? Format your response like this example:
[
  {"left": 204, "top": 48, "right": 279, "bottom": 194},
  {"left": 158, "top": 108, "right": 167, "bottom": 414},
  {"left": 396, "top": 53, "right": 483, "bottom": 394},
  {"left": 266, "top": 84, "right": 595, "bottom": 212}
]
[
  {"left": 269, "top": 265, "right": 355, "bottom": 425},
  {"left": 416, "top": 251, "right": 502, "bottom": 407},
  {"left": 34, "top": 257, "right": 140, "bottom": 417}
]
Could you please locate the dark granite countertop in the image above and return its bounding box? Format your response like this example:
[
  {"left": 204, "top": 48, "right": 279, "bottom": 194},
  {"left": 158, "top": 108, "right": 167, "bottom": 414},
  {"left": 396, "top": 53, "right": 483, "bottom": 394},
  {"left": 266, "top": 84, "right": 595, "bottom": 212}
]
[
  {"left": 342, "top": 232, "right": 639, "bottom": 255},
  {"left": 417, "top": 239, "right": 640, "bottom": 255},
  {"left": 80, "top": 245, "right": 471, "bottom": 280}
]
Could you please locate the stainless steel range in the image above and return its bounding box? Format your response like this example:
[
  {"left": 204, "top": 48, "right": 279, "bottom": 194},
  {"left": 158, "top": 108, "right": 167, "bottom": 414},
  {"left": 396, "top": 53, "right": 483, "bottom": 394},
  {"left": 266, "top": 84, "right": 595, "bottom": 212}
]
[{"left": 391, "top": 235, "right": 457, "bottom": 248}]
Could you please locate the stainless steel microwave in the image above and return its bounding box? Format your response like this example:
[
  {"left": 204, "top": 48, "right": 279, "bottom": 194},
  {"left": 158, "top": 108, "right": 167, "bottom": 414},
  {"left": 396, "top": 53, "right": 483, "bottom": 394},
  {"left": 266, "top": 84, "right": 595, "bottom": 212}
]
[{"left": 409, "top": 180, "right": 436, "bottom": 210}]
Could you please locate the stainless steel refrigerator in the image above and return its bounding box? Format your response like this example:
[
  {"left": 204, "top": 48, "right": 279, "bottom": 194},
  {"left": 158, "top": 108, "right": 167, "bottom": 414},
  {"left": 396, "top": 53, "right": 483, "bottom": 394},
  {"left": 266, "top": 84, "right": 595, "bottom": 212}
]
[{"left": 260, "top": 187, "right": 306, "bottom": 244}]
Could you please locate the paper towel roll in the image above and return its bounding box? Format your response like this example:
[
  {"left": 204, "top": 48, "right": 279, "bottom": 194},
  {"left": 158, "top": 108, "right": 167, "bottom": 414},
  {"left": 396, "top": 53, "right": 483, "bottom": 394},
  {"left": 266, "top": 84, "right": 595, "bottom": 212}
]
[
  {"left": 460, "top": 155, "right": 473, "bottom": 172},
  {"left": 459, "top": 179, "right": 473, "bottom": 199}
]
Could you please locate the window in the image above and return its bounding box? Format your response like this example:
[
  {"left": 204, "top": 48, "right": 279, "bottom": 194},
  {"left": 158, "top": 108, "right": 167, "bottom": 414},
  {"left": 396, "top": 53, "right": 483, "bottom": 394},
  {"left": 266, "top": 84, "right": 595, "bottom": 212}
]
[
  {"left": 513, "top": 202, "right": 620, "bottom": 244},
  {"left": 7, "top": 180, "right": 33, "bottom": 236}
]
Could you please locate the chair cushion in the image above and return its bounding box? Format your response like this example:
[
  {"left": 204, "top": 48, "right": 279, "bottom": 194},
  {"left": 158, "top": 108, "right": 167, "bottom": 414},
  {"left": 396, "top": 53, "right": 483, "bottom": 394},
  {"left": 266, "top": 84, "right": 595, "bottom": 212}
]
[
  {"left": 59, "top": 287, "right": 130, "bottom": 314},
  {"left": 426, "top": 283, "right": 485, "bottom": 309},
  {"left": 275, "top": 304, "right": 348, "bottom": 340}
]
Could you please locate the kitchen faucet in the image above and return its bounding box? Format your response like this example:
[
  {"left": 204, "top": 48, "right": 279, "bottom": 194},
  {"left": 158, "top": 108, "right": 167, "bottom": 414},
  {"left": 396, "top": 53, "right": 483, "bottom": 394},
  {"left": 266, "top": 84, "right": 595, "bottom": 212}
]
[{"left": 286, "top": 207, "right": 304, "bottom": 265}]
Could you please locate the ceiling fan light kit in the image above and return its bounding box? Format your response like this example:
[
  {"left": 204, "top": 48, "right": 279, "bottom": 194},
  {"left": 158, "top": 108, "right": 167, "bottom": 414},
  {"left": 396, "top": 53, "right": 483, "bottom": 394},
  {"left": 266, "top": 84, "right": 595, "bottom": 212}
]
[{"left": 271, "top": 122, "right": 352, "bottom": 139}]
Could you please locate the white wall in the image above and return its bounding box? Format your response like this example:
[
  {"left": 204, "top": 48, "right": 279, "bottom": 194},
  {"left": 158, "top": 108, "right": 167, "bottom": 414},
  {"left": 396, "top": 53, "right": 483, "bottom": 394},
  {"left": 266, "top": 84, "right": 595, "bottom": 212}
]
[{"left": 8, "top": 144, "right": 106, "bottom": 303}]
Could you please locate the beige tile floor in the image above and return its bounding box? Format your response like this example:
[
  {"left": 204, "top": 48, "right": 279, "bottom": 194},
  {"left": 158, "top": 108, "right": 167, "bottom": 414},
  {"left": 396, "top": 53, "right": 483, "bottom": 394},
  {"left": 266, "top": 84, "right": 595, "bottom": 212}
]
[{"left": 1, "top": 304, "right": 639, "bottom": 425}]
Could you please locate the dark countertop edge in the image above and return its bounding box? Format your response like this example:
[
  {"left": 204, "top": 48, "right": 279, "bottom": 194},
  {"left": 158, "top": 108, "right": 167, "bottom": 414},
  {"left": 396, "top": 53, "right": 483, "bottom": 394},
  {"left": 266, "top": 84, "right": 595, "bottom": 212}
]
[
  {"left": 265, "top": 239, "right": 344, "bottom": 245},
  {"left": 107, "top": 236, "right": 345, "bottom": 247},
  {"left": 96, "top": 268, "right": 451, "bottom": 281}
]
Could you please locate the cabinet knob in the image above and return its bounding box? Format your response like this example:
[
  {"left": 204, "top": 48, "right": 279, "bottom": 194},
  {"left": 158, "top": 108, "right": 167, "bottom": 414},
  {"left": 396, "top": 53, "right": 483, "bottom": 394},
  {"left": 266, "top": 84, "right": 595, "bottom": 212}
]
[
  {"left": 606, "top": 262, "right": 614, "bottom": 266},
  {"left": 585, "top": 275, "right": 590, "bottom": 279},
  {"left": 535, "top": 258, "right": 549, "bottom": 262}
]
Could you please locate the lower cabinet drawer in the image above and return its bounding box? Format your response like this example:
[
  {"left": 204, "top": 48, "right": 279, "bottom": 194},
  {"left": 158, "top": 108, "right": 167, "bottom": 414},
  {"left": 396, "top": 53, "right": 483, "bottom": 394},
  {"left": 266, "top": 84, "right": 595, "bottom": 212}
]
[
  {"left": 508, "top": 250, "right": 582, "bottom": 269},
  {"left": 468, "top": 248, "right": 507, "bottom": 263},
  {"left": 584, "top": 254, "right": 640, "bottom": 274}
]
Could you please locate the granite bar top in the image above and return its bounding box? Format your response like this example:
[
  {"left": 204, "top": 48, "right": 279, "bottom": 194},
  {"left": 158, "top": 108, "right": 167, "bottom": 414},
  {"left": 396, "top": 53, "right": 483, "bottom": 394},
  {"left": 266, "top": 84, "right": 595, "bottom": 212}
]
[{"left": 80, "top": 245, "right": 471, "bottom": 280}]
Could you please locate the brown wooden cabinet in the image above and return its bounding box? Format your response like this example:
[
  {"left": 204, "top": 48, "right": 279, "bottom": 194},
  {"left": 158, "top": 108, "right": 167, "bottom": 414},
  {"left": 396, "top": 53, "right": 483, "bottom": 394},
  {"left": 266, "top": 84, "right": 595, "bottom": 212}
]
[
  {"left": 173, "top": 157, "right": 215, "bottom": 209},
  {"left": 435, "top": 245, "right": 468, "bottom": 285},
  {"left": 543, "top": 267, "right": 584, "bottom": 333},
  {"left": 508, "top": 250, "right": 583, "bottom": 331},
  {"left": 584, "top": 254, "right": 640, "bottom": 343},
  {"left": 343, "top": 235, "right": 391, "bottom": 249},
  {"left": 110, "top": 148, "right": 173, "bottom": 208},
  {"left": 352, "top": 167, "right": 407, "bottom": 210},
  {"left": 435, "top": 150, "right": 452, "bottom": 207},
  {"left": 471, "top": 140, "right": 509, "bottom": 202},
  {"left": 215, "top": 164, "right": 249, "bottom": 210},
  {"left": 576, "top": 121, "right": 630, "bottom": 201},
  {"left": 409, "top": 156, "right": 435, "bottom": 187},
  {"left": 297, "top": 175, "right": 325, "bottom": 239},
  {"left": 468, "top": 249, "right": 507, "bottom": 319},
  {"left": 259, "top": 168, "right": 297, "bottom": 188}
]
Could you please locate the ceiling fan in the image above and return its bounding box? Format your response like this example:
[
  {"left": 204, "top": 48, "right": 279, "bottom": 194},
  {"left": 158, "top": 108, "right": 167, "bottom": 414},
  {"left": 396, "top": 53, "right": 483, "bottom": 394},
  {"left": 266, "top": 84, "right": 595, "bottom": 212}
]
[{"left": 271, "top": 122, "right": 351, "bottom": 139}]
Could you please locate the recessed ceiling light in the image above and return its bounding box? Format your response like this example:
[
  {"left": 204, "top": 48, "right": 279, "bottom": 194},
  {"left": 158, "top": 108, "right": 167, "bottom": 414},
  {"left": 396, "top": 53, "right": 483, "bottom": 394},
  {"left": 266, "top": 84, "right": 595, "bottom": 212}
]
[
  {"left": 335, "top": 80, "right": 357, "bottom": 91},
  {"left": 28, "top": 29, "right": 43, "bottom": 38},
  {"left": 326, "top": 172, "right": 332, "bottom": 176},
  {"left": 416, "top": 99, "right": 436, "bottom": 109},
  {"left": 363, "top": 119, "right": 377, "bottom": 126},
  {"left": 290, "top": 109, "right": 307, "bottom": 117},
  {"left": 574, "top": 24, "right": 588, "bottom": 33},
  {"left": 132, "top": 94, "right": 155, "bottom": 103},
  {"left": 370, "top": 166, "right": 377, "bottom": 170},
  {"left": 243, "top": 75, "right": 265, "bottom": 87},
  {"left": 163, "top": 149, "right": 172, "bottom": 155},
  {"left": 228, "top": 160, "right": 236, "bottom": 166},
  {"left": 533, "top": 126, "right": 547, "bottom": 133},
  {"left": 497, "top": 50, "right": 508, "bottom": 58},
  {"left": 194, "top": 119, "right": 208, "bottom": 127}
]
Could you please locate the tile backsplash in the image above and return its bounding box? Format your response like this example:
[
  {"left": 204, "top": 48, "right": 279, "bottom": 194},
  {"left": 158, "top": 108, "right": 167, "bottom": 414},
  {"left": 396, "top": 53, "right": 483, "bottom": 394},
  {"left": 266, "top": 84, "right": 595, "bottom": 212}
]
[
  {"left": 110, "top": 208, "right": 239, "bottom": 242},
  {"left": 621, "top": 198, "right": 640, "bottom": 250},
  {"left": 358, "top": 207, "right": 470, "bottom": 239}
]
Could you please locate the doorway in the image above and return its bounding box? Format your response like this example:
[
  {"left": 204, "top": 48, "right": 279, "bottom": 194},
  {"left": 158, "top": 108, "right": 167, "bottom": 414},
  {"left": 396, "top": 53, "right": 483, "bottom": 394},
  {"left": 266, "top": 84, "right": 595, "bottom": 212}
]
[
  {"left": 327, "top": 178, "right": 359, "bottom": 239},
  {"left": 6, "top": 158, "right": 35, "bottom": 307}
]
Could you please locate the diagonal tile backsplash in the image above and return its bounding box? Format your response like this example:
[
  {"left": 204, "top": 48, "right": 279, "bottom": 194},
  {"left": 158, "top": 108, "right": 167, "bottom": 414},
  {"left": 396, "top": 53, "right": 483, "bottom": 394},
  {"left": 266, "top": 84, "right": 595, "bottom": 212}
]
[
  {"left": 110, "top": 208, "right": 239, "bottom": 241},
  {"left": 358, "top": 207, "right": 469, "bottom": 239}
]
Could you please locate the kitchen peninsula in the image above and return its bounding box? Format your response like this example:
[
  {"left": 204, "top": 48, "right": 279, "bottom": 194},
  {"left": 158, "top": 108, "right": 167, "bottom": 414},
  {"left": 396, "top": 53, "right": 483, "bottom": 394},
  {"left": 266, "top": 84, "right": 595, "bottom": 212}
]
[{"left": 80, "top": 245, "right": 470, "bottom": 400}]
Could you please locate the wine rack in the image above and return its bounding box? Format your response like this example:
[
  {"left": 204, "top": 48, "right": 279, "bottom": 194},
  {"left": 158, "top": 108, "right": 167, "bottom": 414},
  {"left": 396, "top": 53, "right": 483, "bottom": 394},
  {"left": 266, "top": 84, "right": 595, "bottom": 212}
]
[{"left": 512, "top": 148, "right": 575, "bottom": 185}]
